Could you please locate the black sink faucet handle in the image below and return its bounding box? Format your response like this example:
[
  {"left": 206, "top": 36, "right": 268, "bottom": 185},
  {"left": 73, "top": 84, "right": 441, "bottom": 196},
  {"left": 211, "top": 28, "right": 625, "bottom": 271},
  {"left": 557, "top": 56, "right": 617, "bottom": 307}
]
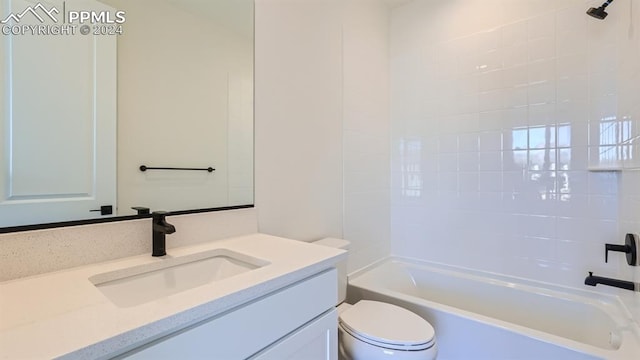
[{"left": 132, "top": 206, "right": 150, "bottom": 215}]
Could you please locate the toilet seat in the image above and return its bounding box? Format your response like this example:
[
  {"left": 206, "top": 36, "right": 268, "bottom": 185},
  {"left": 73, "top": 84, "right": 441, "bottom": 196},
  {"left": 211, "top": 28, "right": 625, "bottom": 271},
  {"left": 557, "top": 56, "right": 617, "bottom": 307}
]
[{"left": 339, "top": 300, "right": 436, "bottom": 351}]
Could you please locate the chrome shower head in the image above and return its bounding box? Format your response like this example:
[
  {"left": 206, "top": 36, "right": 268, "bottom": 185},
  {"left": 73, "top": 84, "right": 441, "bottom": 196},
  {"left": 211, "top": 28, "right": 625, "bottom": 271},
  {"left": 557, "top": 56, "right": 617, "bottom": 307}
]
[{"left": 587, "top": 0, "right": 614, "bottom": 20}]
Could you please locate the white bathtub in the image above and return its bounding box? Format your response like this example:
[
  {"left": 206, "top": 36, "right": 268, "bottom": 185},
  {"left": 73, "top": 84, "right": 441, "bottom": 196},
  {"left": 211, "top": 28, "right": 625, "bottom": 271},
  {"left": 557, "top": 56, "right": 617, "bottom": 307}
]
[{"left": 346, "top": 258, "right": 640, "bottom": 360}]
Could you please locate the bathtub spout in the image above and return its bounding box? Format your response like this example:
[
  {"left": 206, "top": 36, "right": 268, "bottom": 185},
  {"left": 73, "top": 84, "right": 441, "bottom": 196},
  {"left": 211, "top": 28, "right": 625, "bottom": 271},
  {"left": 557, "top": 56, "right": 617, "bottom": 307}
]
[{"left": 585, "top": 272, "right": 637, "bottom": 291}]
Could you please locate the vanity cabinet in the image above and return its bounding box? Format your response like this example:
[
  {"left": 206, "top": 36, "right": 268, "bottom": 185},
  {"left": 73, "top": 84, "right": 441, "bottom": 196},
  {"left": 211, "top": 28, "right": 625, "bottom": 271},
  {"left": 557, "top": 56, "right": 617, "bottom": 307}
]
[
  {"left": 115, "top": 268, "right": 337, "bottom": 360},
  {"left": 250, "top": 309, "right": 336, "bottom": 360}
]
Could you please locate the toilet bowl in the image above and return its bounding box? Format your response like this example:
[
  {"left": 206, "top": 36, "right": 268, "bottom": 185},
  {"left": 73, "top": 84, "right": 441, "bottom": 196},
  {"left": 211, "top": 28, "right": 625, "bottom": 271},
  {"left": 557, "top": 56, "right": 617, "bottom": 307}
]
[
  {"left": 338, "top": 301, "right": 437, "bottom": 360},
  {"left": 313, "top": 238, "right": 438, "bottom": 360}
]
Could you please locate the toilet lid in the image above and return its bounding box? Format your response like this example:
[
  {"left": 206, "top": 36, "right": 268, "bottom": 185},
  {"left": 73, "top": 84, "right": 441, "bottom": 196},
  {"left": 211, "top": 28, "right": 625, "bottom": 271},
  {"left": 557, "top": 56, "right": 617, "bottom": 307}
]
[{"left": 339, "top": 300, "right": 435, "bottom": 350}]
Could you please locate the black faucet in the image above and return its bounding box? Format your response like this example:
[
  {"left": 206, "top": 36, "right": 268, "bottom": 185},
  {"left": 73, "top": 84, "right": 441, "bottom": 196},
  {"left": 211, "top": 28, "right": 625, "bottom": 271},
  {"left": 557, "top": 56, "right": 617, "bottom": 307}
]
[
  {"left": 152, "top": 211, "right": 175, "bottom": 257},
  {"left": 584, "top": 272, "right": 636, "bottom": 291}
]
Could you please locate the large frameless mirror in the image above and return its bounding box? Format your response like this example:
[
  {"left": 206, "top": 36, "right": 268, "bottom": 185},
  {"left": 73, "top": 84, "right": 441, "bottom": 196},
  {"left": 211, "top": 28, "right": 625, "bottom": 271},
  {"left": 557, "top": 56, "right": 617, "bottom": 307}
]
[{"left": 0, "top": 0, "right": 254, "bottom": 229}]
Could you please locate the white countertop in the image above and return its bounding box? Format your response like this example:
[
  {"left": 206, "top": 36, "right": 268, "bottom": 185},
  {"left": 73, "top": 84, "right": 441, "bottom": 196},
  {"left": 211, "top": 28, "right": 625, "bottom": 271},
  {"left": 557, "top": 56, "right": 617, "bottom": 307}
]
[{"left": 0, "top": 233, "right": 345, "bottom": 359}]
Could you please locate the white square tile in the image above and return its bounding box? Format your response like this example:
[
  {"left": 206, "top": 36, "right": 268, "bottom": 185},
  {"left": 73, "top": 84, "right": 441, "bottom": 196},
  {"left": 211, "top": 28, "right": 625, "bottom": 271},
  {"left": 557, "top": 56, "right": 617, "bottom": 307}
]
[
  {"left": 505, "top": 86, "right": 529, "bottom": 109},
  {"left": 529, "top": 103, "right": 557, "bottom": 127},
  {"left": 503, "top": 108, "right": 529, "bottom": 128},
  {"left": 556, "top": 193, "right": 588, "bottom": 217},
  {"left": 479, "top": 89, "right": 506, "bottom": 112},
  {"left": 502, "top": 43, "right": 529, "bottom": 68},
  {"left": 454, "top": 113, "right": 480, "bottom": 133},
  {"left": 476, "top": 29, "right": 501, "bottom": 52},
  {"left": 503, "top": 150, "right": 528, "bottom": 171},
  {"left": 528, "top": 59, "right": 556, "bottom": 85},
  {"left": 557, "top": 105, "right": 589, "bottom": 138},
  {"left": 566, "top": 171, "right": 589, "bottom": 194},
  {"left": 438, "top": 153, "right": 458, "bottom": 172},
  {"left": 557, "top": 75, "right": 588, "bottom": 103},
  {"left": 515, "top": 214, "right": 556, "bottom": 239},
  {"left": 460, "top": 53, "right": 482, "bottom": 76},
  {"left": 556, "top": 30, "right": 587, "bottom": 57},
  {"left": 479, "top": 48, "right": 505, "bottom": 71},
  {"left": 502, "top": 170, "right": 526, "bottom": 192},
  {"left": 556, "top": 123, "right": 571, "bottom": 147},
  {"left": 479, "top": 171, "right": 503, "bottom": 192},
  {"left": 480, "top": 131, "right": 504, "bottom": 152},
  {"left": 477, "top": 191, "right": 502, "bottom": 212},
  {"left": 501, "top": 20, "right": 527, "bottom": 47},
  {"left": 587, "top": 195, "right": 619, "bottom": 220},
  {"left": 458, "top": 132, "right": 480, "bottom": 152},
  {"left": 528, "top": 81, "right": 556, "bottom": 106},
  {"left": 459, "top": 152, "right": 480, "bottom": 172},
  {"left": 528, "top": 36, "right": 556, "bottom": 62},
  {"left": 555, "top": 5, "right": 588, "bottom": 34},
  {"left": 588, "top": 71, "right": 617, "bottom": 98},
  {"left": 451, "top": 75, "right": 480, "bottom": 95},
  {"left": 502, "top": 65, "right": 528, "bottom": 88},
  {"left": 528, "top": 15, "right": 556, "bottom": 40},
  {"left": 522, "top": 236, "right": 556, "bottom": 262},
  {"left": 479, "top": 70, "right": 504, "bottom": 92},
  {"left": 588, "top": 96, "right": 618, "bottom": 125},
  {"left": 479, "top": 110, "right": 506, "bottom": 131},
  {"left": 438, "top": 172, "right": 458, "bottom": 193},
  {"left": 437, "top": 133, "right": 457, "bottom": 153},
  {"left": 588, "top": 172, "right": 619, "bottom": 195},
  {"left": 480, "top": 151, "right": 503, "bottom": 172},
  {"left": 556, "top": 240, "right": 601, "bottom": 268},
  {"left": 571, "top": 147, "right": 589, "bottom": 171},
  {"left": 588, "top": 45, "right": 618, "bottom": 74},
  {"left": 557, "top": 54, "right": 588, "bottom": 78},
  {"left": 459, "top": 172, "right": 479, "bottom": 192}
]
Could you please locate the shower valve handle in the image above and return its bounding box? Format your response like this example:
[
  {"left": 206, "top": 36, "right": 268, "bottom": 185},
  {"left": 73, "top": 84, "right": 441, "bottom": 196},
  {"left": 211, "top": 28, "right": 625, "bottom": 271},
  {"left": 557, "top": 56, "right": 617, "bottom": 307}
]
[{"left": 605, "top": 234, "right": 637, "bottom": 266}]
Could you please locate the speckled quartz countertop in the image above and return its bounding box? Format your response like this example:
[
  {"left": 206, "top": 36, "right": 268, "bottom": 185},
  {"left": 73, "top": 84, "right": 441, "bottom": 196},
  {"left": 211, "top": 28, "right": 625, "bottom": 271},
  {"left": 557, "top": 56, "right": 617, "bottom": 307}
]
[{"left": 0, "top": 234, "right": 345, "bottom": 359}]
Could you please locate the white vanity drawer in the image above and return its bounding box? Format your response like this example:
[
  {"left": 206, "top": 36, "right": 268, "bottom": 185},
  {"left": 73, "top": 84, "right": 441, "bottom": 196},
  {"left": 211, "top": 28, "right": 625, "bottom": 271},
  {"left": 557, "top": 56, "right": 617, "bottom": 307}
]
[
  {"left": 250, "top": 309, "right": 337, "bottom": 360},
  {"left": 116, "top": 268, "right": 337, "bottom": 359}
]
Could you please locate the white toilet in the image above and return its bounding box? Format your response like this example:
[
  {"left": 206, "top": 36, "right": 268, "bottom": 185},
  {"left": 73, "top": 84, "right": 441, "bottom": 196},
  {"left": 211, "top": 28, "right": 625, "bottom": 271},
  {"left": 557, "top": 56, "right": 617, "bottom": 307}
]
[{"left": 313, "top": 238, "right": 437, "bottom": 360}]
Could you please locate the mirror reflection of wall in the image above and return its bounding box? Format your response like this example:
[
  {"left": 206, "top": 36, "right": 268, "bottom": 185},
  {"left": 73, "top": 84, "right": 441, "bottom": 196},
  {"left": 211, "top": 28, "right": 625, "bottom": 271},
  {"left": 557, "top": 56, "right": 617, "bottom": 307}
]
[
  {"left": 0, "top": 0, "right": 254, "bottom": 228},
  {"left": 107, "top": 0, "right": 254, "bottom": 216}
]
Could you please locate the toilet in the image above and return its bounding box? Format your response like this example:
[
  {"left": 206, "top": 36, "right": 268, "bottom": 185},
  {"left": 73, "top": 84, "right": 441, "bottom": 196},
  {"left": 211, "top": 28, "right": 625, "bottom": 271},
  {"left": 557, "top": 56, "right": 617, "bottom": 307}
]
[{"left": 313, "top": 238, "right": 437, "bottom": 360}]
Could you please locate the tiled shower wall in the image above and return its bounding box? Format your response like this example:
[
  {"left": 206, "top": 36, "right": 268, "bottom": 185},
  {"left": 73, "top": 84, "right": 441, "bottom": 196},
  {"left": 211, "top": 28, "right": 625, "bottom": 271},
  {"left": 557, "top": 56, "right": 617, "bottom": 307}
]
[{"left": 390, "top": 0, "right": 640, "bottom": 301}]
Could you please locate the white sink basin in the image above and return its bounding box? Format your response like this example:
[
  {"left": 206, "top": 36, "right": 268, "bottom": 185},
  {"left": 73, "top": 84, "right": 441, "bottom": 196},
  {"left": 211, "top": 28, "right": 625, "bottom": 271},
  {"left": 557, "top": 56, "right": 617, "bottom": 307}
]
[{"left": 89, "top": 249, "right": 269, "bottom": 307}]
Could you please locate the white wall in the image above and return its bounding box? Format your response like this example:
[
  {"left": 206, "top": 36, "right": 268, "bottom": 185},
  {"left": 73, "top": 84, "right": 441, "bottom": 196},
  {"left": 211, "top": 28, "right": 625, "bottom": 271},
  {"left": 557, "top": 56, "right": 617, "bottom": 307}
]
[
  {"left": 255, "top": 0, "right": 344, "bottom": 241},
  {"left": 342, "top": 0, "right": 392, "bottom": 272},
  {"left": 255, "top": 0, "right": 391, "bottom": 273},
  {"left": 390, "top": 0, "right": 640, "bottom": 305}
]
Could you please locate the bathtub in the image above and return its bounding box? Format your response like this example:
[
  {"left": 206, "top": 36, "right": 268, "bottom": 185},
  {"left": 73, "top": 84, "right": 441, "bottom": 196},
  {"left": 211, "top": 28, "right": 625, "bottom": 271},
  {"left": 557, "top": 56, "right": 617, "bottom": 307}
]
[{"left": 346, "top": 258, "right": 640, "bottom": 360}]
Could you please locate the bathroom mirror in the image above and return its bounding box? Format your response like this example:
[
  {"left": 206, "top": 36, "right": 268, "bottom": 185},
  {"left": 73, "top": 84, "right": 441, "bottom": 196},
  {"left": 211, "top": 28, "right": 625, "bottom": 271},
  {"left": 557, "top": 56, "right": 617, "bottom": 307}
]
[{"left": 0, "top": 0, "right": 254, "bottom": 229}]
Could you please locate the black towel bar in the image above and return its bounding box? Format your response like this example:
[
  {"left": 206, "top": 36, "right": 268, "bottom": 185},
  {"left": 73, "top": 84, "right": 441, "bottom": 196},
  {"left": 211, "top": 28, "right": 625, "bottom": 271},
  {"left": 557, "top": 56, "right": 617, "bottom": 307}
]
[{"left": 139, "top": 165, "right": 215, "bottom": 173}]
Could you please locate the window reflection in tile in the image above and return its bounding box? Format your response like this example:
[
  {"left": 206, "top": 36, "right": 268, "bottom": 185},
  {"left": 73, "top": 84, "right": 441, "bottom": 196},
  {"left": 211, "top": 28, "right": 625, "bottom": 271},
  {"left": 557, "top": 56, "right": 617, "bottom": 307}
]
[
  {"left": 399, "top": 138, "right": 423, "bottom": 198},
  {"left": 590, "top": 116, "right": 636, "bottom": 166}
]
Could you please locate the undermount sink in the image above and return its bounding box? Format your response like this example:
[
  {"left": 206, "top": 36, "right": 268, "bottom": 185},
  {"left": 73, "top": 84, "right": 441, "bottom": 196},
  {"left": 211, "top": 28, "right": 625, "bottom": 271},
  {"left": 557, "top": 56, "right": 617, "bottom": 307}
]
[{"left": 89, "top": 249, "right": 269, "bottom": 308}]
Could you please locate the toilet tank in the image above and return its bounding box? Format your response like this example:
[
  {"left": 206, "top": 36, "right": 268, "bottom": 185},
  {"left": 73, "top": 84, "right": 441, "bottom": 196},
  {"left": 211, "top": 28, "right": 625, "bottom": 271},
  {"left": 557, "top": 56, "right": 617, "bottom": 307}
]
[{"left": 312, "top": 238, "right": 350, "bottom": 304}]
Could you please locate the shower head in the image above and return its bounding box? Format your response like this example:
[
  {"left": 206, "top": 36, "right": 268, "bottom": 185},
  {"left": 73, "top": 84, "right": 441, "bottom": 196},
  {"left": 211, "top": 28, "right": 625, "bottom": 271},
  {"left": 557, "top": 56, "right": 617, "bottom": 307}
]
[
  {"left": 587, "top": 6, "right": 608, "bottom": 19},
  {"left": 587, "top": 0, "right": 614, "bottom": 20}
]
